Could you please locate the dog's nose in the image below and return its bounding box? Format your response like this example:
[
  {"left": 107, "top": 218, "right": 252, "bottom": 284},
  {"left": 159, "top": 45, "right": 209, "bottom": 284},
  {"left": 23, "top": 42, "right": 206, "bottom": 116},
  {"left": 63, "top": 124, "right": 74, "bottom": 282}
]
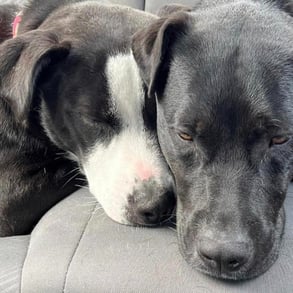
[
  {"left": 136, "top": 207, "right": 161, "bottom": 224},
  {"left": 197, "top": 238, "right": 250, "bottom": 273},
  {"left": 136, "top": 204, "right": 170, "bottom": 225},
  {"left": 130, "top": 190, "right": 176, "bottom": 225}
]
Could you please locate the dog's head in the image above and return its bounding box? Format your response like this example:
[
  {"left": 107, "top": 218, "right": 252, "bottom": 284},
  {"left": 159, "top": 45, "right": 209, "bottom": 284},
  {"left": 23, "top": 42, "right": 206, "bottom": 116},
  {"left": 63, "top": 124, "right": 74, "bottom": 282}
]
[
  {"left": 0, "top": 24, "right": 175, "bottom": 226},
  {"left": 133, "top": 2, "right": 293, "bottom": 279}
]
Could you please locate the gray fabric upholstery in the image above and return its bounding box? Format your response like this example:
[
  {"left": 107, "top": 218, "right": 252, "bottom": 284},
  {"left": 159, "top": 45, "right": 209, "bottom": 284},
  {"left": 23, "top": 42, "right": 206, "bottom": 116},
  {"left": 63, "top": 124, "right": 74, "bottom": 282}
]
[
  {"left": 0, "top": 0, "right": 23, "bottom": 4},
  {"left": 0, "top": 0, "right": 293, "bottom": 292},
  {"left": 0, "top": 236, "right": 29, "bottom": 293},
  {"left": 144, "top": 0, "right": 195, "bottom": 13},
  {"left": 20, "top": 187, "right": 293, "bottom": 293},
  {"left": 111, "top": 0, "right": 144, "bottom": 9}
]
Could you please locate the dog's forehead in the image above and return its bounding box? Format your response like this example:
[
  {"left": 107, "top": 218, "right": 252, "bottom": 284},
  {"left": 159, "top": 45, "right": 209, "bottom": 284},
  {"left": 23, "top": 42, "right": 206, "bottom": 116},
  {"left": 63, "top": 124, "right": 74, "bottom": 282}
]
[
  {"left": 166, "top": 60, "right": 289, "bottom": 134},
  {"left": 164, "top": 11, "right": 293, "bottom": 129},
  {"left": 165, "top": 50, "right": 265, "bottom": 128},
  {"left": 105, "top": 52, "right": 145, "bottom": 128},
  {"left": 44, "top": 44, "right": 147, "bottom": 140}
]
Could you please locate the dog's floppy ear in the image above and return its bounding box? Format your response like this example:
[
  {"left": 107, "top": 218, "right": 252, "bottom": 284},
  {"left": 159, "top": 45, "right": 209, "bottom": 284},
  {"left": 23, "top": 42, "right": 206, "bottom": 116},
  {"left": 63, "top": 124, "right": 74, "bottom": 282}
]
[
  {"left": 132, "top": 12, "right": 190, "bottom": 98},
  {"left": 0, "top": 30, "right": 70, "bottom": 124}
]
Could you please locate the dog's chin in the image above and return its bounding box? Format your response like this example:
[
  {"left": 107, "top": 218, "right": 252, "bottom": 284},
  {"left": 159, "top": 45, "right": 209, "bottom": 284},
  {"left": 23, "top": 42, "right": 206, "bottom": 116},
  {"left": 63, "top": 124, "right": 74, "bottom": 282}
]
[
  {"left": 99, "top": 205, "right": 130, "bottom": 226},
  {"left": 100, "top": 207, "right": 171, "bottom": 227},
  {"left": 178, "top": 208, "right": 285, "bottom": 281}
]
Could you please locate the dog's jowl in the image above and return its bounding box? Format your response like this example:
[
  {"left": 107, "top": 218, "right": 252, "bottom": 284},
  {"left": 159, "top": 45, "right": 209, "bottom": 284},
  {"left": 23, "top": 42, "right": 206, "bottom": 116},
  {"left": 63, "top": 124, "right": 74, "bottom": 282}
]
[
  {"left": 133, "top": 0, "right": 293, "bottom": 280},
  {"left": 0, "top": 1, "right": 175, "bottom": 236}
]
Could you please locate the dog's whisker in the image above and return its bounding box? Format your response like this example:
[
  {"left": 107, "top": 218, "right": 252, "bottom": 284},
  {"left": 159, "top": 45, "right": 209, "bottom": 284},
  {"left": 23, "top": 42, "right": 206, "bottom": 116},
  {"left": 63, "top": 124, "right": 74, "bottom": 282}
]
[
  {"left": 75, "top": 184, "right": 89, "bottom": 190},
  {"left": 160, "top": 215, "right": 177, "bottom": 225},
  {"left": 164, "top": 213, "right": 176, "bottom": 217},
  {"left": 62, "top": 172, "right": 80, "bottom": 188},
  {"left": 82, "top": 197, "right": 96, "bottom": 201},
  {"left": 168, "top": 227, "right": 177, "bottom": 232},
  {"left": 75, "top": 173, "right": 87, "bottom": 182},
  {"left": 94, "top": 210, "right": 106, "bottom": 217},
  {"left": 54, "top": 156, "right": 64, "bottom": 161},
  {"left": 63, "top": 167, "right": 80, "bottom": 177},
  {"left": 75, "top": 177, "right": 86, "bottom": 182},
  {"left": 55, "top": 152, "right": 67, "bottom": 156},
  {"left": 93, "top": 206, "right": 104, "bottom": 212},
  {"left": 86, "top": 200, "right": 97, "bottom": 204},
  {"left": 80, "top": 201, "right": 98, "bottom": 207},
  {"left": 82, "top": 193, "right": 95, "bottom": 198}
]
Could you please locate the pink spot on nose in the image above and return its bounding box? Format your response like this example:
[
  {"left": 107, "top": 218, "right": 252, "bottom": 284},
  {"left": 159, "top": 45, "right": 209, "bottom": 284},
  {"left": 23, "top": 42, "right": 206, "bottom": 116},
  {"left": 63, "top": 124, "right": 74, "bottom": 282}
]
[{"left": 136, "top": 162, "right": 154, "bottom": 181}]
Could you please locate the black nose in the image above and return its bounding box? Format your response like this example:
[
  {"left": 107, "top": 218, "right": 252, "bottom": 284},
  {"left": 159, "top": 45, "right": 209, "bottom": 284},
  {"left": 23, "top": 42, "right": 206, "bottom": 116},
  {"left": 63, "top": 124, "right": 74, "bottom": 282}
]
[
  {"left": 197, "top": 238, "right": 250, "bottom": 273},
  {"left": 137, "top": 208, "right": 161, "bottom": 224},
  {"left": 131, "top": 191, "right": 176, "bottom": 225}
]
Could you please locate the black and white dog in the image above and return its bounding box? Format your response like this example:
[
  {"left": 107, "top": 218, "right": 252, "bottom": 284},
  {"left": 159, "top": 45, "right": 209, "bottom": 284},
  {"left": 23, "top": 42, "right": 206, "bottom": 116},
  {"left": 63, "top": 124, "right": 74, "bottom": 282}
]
[
  {"left": 0, "top": 0, "right": 175, "bottom": 236},
  {"left": 133, "top": 0, "right": 293, "bottom": 280}
]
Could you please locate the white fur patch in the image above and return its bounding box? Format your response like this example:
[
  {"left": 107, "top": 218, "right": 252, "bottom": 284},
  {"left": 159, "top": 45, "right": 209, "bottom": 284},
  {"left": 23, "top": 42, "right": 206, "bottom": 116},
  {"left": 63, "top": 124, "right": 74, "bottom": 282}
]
[
  {"left": 106, "top": 52, "right": 145, "bottom": 129},
  {"left": 82, "top": 52, "right": 166, "bottom": 224}
]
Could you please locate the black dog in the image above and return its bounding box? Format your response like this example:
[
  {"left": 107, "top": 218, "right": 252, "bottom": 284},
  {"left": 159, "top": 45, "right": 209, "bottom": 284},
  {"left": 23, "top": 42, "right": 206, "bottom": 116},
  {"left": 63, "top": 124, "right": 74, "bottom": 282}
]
[
  {"left": 133, "top": 0, "right": 293, "bottom": 280},
  {"left": 0, "top": 3, "right": 83, "bottom": 236},
  {"left": 0, "top": 0, "right": 175, "bottom": 236}
]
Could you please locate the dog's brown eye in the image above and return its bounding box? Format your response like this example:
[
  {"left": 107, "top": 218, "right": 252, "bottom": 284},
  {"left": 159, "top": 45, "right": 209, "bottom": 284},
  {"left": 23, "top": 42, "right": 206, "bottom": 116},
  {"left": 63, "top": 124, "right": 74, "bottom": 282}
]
[
  {"left": 178, "top": 132, "right": 193, "bottom": 141},
  {"left": 271, "top": 136, "right": 289, "bottom": 146}
]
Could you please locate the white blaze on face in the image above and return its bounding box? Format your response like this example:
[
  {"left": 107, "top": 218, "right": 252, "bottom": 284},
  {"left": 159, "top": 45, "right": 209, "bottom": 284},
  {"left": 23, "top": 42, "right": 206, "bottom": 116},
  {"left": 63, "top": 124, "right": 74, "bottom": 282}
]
[{"left": 82, "top": 52, "right": 166, "bottom": 224}]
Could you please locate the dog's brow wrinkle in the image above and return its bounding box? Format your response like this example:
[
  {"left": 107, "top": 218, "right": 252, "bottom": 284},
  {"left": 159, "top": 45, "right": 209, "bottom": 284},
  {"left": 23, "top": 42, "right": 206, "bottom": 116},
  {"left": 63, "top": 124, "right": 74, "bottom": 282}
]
[{"left": 268, "top": 118, "right": 283, "bottom": 127}]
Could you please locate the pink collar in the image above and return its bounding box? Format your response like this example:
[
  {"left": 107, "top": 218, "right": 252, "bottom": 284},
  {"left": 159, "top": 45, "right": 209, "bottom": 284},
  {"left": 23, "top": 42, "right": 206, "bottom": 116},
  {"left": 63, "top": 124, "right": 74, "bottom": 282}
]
[{"left": 12, "top": 12, "right": 22, "bottom": 38}]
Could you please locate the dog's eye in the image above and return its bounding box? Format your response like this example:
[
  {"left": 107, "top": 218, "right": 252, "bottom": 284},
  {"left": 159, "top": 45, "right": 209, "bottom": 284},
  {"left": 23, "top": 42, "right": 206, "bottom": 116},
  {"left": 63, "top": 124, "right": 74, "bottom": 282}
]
[
  {"left": 178, "top": 132, "right": 193, "bottom": 141},
  {"left": 270, "top": 136, "right": 289, "bottom": 146}
]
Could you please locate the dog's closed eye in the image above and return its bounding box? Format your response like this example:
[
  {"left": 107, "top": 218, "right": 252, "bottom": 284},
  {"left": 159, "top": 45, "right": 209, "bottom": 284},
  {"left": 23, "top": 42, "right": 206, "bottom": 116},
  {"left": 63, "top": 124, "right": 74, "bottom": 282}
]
[
  {"left": 178, "top": 132, "right": 193, "bottom": 141},
  {"left": 270, "top": 136, "right": 289, "bottom": 146}
]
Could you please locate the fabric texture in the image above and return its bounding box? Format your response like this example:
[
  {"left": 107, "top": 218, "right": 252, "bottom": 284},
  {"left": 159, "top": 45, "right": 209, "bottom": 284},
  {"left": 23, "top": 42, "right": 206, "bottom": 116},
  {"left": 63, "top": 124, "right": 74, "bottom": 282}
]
[
  {"left": 20, "top": 188, "right": 293, "bottom": 293},
  {"left": 0, "top": 0, "right": 24, "bottom": 4},
  {"left": 144, "top": 0, "right": 195, "bottom": 13},
  {"left": 0, "top": 236, "right": 29, "bottom": 293},
  {"left": 112, "top": 0, "right": 144, "bottom": 9}
]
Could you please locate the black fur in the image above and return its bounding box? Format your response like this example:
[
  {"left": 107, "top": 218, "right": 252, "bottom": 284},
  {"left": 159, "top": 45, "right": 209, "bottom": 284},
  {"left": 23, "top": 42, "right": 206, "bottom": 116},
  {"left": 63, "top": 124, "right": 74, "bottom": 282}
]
[
  {"left": 0, "top": 0, "right": 174, "bottom": 235},
  {"left": 133, "top": 0, "right": 293, "bottom": 280}
]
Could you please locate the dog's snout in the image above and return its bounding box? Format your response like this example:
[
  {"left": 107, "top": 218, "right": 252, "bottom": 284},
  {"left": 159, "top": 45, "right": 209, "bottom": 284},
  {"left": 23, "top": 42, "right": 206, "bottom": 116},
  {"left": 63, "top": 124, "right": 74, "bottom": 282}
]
[
  {"left": 197, "top": 237, "right": 251, "bottom": 273},
  {"left": 128, "top": 190, "right": 176, "bottom": 226}
]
